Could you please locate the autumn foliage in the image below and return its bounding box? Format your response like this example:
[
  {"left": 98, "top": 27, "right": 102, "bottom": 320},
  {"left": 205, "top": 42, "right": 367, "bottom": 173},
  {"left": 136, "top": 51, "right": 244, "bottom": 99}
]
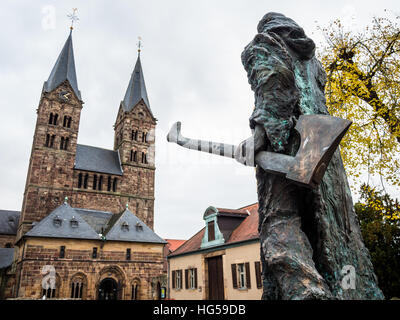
[{"left": 318, "top": 13, "right": 400, "bottom": 186}]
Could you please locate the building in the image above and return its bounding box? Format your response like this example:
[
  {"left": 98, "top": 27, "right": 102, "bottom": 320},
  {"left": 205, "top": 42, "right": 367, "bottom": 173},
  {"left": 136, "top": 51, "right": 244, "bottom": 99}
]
[
  {"left": 0, "top": 28, "right": 167, "bottom": 300},
  {"left": 167, "top": 203, "right": 262, "bottom": 300}
]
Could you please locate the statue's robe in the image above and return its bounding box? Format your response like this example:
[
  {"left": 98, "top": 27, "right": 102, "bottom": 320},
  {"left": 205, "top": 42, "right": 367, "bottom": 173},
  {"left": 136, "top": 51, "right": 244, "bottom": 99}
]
[{"left": 242, "top": 12, "right": 384, "bottom": 300}]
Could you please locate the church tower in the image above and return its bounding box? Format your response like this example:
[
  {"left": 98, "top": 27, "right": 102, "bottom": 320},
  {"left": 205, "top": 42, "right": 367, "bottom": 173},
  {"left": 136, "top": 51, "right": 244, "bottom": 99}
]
[
  {"left": 113, "top": 50, "right": 157, "bottom": 229},
  {"left": 17, "top": 30, "right": 83, "bottom": 240}
]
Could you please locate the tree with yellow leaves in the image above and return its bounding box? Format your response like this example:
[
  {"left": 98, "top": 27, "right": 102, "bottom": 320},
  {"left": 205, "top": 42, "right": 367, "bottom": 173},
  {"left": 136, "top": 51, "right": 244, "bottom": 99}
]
[{"left": 318, "top": 13, "right": 400, "bottom": 187}]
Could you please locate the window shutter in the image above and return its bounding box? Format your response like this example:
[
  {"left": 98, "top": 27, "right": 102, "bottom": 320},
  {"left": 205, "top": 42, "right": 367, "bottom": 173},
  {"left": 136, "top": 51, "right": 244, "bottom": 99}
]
[
  {"left": 245, "top": 262, "right": 251, "bottom": 289},
  {"left": 172, "top": 271, "right": 176, "bottom": 289},
  {"left": 255, "top": 261, "right": 262, "bottom": 289},
  {"left": 185, "top": 269, "right": 189, "bottom": 289},
  {"left": 194, "top": 268, "right": 198, "bottom": 288},
  {"left": 231, "top": 264, "right": 238, "bottom": 289}
]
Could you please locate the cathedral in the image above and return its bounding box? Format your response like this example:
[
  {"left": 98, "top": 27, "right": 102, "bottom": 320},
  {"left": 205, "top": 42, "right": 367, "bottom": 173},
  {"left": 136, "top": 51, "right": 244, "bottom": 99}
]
[{"left": 0, "top": 28, "right": 166, "bottom": 300}]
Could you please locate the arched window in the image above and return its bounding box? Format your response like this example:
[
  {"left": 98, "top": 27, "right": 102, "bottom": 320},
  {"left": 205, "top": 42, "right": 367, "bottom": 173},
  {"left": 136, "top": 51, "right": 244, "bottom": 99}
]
[
  {"left": 49, "top": 113, "right": 54, "bottom": 125},
  {"left": 78, "top": 173, "right": 83, "bottom": 188},
  {"left": 133, "top": 151, "right": 137, "bottom": 162},
  {"left": 131, "top": 280, "right": 140, "bottom": 300},
  {"left": 98, "top": 176, "right": 103, "bottom": 191},
  {"left": 142, "top": 152, "right": 147, "bottom": 164},
  {"left": 45, "top": 134, "right": 50, "bottom": 147},
  {"left": 53, "top": 114, "right": 58, "bottom": 125},
  {"left": 107, "top": 176, "right": 112, "bottom": 192},
  {"left": 67, "top": 117, "right": 72, "bottom": 128},
  {"left": 70, "top": 274, "right": 87, "bottom": 299},
  {"left": 60, "top": 137, "right": 65, "bottom": 150},
  {"left": 130, "top": 150, "right": 134, "bottom": 162},
  {"left": 50, "top": 135, "right": 55, "bottom": 148},
  {"left": 112, "top": 178, "right": 117, "bottom": 192},
  {"left": 83, "top": 174, "right": 88, "bottom": 189},
  {"left": 64, "top": 137, "right": 69, "bottom": 150},
  {"left": 142, "top": 132, "right": 146, "bottom": 142},
  {"left": 63, "top": 116, "right": 67, "bottom": 127},
  {"left": 93, "top": 175, "right": 97, "bottom": 190}
]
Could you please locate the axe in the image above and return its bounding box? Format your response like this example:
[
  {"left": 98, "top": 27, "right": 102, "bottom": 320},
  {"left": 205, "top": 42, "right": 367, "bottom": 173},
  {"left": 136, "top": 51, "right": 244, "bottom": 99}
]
[{"left": 167, "top": 115, "right": 351, "bottom": 189}]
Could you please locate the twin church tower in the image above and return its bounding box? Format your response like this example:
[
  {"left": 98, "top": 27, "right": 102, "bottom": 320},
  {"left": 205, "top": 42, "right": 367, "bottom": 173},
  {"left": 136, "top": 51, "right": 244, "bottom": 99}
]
[{"left": 18, "top": 30, "right": 157, "bottom": 241}]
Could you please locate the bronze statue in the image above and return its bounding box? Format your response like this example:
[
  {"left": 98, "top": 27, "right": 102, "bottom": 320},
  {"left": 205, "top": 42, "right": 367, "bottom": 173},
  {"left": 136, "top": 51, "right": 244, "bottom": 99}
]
[{"left": 167, "top": 12, "right": 384, "bottom": 299}]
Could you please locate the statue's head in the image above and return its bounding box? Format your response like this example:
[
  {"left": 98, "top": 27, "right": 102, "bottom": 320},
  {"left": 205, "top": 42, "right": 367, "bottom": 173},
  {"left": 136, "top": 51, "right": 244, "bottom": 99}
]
[
  {"left": 257, "top": 12, "right": 315, "bottom": 60},
  {"left": 241, "top": 12, "right": 315, "bottom": 98}
]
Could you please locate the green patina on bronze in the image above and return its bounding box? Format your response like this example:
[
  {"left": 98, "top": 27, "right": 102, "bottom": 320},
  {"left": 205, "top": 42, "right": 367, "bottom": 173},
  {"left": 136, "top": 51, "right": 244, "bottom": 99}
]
[{"left": 242, "top": 12, "right": 384, "bottom": 300}]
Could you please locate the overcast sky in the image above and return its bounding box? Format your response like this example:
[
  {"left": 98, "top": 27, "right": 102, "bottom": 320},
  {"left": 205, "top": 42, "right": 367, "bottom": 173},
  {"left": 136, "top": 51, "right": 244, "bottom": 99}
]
[{"left": 0, "top": 0, "right": 399, "bottom": 240}]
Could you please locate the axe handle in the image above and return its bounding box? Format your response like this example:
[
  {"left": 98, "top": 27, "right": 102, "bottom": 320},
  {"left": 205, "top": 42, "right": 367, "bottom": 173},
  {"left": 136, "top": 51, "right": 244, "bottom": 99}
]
[
  {"left": 167, "top": 122, "right": 255, "bottom": 167},
  {"left": 167, "top": 122, "right": 237, "bottom": 159}
]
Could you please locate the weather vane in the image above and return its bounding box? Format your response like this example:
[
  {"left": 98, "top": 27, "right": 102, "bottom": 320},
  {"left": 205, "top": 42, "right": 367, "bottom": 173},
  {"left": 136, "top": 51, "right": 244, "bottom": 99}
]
[
  {"left": 137, "top": 36, "right": 143, "bottom": 55},
  {"left": 67, "top": 8, "right": 79, "bottom": 31}
]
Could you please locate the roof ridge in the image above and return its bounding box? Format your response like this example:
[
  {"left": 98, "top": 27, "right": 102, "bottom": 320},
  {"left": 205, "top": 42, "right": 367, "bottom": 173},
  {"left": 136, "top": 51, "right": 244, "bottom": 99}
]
[{"left": 76, "top": 144, "right": 116, "bottom": 152}]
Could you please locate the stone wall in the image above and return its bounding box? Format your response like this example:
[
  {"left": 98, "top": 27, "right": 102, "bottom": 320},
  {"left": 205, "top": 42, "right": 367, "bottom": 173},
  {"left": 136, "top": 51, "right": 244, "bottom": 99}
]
[{"left": 15, "top": 238, "right": 165, "bottom": 300}]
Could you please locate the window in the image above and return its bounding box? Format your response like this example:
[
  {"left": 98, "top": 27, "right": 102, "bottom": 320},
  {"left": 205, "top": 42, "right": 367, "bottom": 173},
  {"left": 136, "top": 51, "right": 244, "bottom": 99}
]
[
  {"left": 92, "top": 247, "right": 98, "bottom": 259},
  {"left": 63, "top": 116, "right": 72, "bottom": 128},
  {"left": 45, "top": 134, "right": 50, "bottom": 147},
  {"left": 208, "top": 221, "right": 215, "bottom": 241},
  {"left": 98, "top": 175, "right": 103, "bottom": 191},
  {"left": 142, "top": 132, "right": 146, "bottom": 142},
  {"left": 185, "top": 268, "right": 197, "bottom": 289},
  {"left": 59, "top": 246, "right": 65, "bottom": 258},
  {"left": 231, "top": 263, "right": 251, "bottom": 289},
  {"left": 70, "top": 274, "right": 86, "bottom": 299},
  {"left": 50, "top": 135, "right": 55, "bottom": 148},
  {"left": 237, "top": 264, "right": 246, "bottom": 289},
  {"left": 93, "top": 175, "right": 98, "bottom": 190},
  {"left": 5, "top": 243, "right": 12, "bottom": 248},
  {"left": 130, "top": 150, "right": 134, "bottom": 162},
  {"left": 133, "top": 151, "right": 137, "bottom": 162},
  {"left": 60, "top": 137, "right": 69, "bottom": 150},
  {"left": 121, "top": 221, "right": 129, "bottom": 232},
  {"left": 112, "top": 177, "right": 117, "bottom": 192},
  {"left": 70, "top": 218, "right": 79, "bottom": 228},
  {"left": 78, "top": 173, "right": 83, "bottom": 188},
  {"left": 126, "top": 248, "right": 131, "bottom": 260},
  {"left": 255, "top": 261, "right": 262, "bottom": 289},
  {"left": 48, "top": 113, "right": 58, "bottom": 125},
  {"left": 107, "top": 176, "right": 112, "bottom": 191},
  {"left": 83, "top": 174, "right": 88, "bottom": 189},
  {"left": 172, "top": 270, "right": 182, "bottom": 290},
  {"left": 42, "top": 287, "right": 56, "bottom": 299},
  {"left": 141, "top": 152, "right": 147, "bottom": 164},
  {"left": 131, "top": 282, "right": 139, "bottom": 300}
]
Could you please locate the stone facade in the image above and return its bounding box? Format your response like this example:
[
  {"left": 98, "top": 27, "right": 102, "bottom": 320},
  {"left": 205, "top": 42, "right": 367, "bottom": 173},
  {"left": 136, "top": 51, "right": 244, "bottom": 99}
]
[
  {"left": 14, "top": 238, "right": 164, "bottom": 300},
  {"left": 1, "top": 33, "right": 164, "bottom": 300}
]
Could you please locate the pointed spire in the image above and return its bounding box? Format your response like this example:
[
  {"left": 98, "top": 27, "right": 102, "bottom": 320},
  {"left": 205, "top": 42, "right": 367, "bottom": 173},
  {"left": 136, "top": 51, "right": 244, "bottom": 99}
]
[
  {"left": 44, "top": 32, "right": 81, "bottom": 100},
  {"left": 122, "top": 54, "right": 153, "bottom": 116}
]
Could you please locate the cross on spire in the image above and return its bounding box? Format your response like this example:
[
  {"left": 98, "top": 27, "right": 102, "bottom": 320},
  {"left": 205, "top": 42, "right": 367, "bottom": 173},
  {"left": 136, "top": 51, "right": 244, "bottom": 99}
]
[
  {"left": 137, "top": 36, "right": 142, "bottom": 55},
  {"left": 67, "top": 8, "right": 79, "bottom": 32}
]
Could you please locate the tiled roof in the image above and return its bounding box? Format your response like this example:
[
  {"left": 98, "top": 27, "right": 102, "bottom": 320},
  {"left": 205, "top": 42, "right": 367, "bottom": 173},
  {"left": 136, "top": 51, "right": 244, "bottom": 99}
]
[
  {"left": 43, "top": 32, "right": 81, "bottom": 100},
  {"left": 169, "top": 203, "right": 259, "bottom": 258},
  {"left": 0, "top": 210, "right": 20, "bottom": 235},
  {"left": 25, "top": 203, "right": 165, "bottom": 244},
  {"left": 105, "top": 208, "right": 166, "bottom": 244},
  {"left": 0, "top": 248, "right": 14, "bottom": 269},
  {"left": 74, "top": 144, "right": 123, "bottom": 176},
  {"left": 165, "top": 239, "right": 186, "bottom": 252}
]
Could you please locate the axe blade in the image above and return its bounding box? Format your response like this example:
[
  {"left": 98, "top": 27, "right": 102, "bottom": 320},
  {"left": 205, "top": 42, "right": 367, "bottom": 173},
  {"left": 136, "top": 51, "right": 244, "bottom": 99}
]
[{"left": 291, "top": 114, "right": 351, "bottom": 188}]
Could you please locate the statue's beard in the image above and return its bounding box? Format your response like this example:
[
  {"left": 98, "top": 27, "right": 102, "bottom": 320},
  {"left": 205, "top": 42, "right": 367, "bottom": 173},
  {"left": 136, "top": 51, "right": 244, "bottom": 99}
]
[{"left": 284, "top": 37, "right": 315, "bottom": 60}]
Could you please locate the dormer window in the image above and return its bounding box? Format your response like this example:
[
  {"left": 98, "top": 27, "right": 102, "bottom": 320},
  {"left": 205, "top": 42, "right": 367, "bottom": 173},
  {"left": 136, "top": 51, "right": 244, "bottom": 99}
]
[
  {"left": 53, "top": 216, "right": 62, "bottom": 227},
  {"left": 121, "top": 221, "right": 129, "bottom": 232},
  {"left": 70, "top": 217, "right": 79, "bottom": 228},
  {"left": 208, "top": 221, "right": 215, "bottom": 241},
  {"left": 135, "top": 222, "right": 143, "bottom": 231}
]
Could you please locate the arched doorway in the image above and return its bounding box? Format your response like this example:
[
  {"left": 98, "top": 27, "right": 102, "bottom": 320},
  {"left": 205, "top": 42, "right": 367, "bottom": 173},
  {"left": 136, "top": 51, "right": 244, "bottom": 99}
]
[{"left": 98, "top": 278, "right": 118, "bottom": 300}]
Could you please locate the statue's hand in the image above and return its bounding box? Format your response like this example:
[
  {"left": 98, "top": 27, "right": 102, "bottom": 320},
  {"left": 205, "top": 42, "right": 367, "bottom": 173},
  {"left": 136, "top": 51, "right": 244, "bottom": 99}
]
[{"left": 234, "top": 125, "right": 267, "bottom": 166}]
